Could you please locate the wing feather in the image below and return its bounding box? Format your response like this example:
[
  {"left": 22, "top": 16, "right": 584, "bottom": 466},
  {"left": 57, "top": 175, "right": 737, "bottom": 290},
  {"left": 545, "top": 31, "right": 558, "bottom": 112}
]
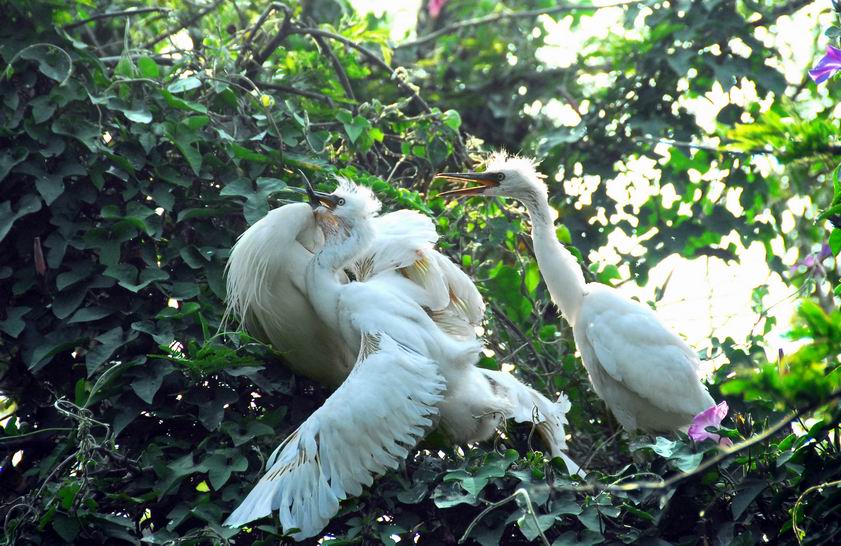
[
  {"left": 580, "top": 289, "right": 714, "bottom": 418},
  {"left": 224, "top": 332, "right": 446, "bottom": 540}
]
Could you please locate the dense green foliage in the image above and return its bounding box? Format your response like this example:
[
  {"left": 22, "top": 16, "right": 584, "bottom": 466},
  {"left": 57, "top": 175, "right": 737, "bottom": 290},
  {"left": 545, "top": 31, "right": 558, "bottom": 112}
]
[{"left": 1, "top": 0, "right": 839, "bottom": 544}]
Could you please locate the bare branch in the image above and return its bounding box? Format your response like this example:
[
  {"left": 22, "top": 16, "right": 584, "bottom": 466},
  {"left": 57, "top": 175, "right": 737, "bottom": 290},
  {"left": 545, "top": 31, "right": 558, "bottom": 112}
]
[
  {"left": 556, "top": 391, "right": 841, "bottom": 494},
  {"left": 63, "top": 7, "right": 172, "bottom": 30},
  {"left": 142, "top": 0, "right": 225, "bottom": 51},
  {"left": 292, "top": 26, "right": 434, "bottom": 115},
  {"left": 255, "top": 80, "right": 336, "bottom": 106},
  {"left": 251, "top": 3, "right": 293, "bottom": 70},
  {"left": 309, "top": 30, "right": 357, "bottom": 109},
  {"left": 396, "top": 0, "right": 644, "bottom": 50},
  {"left": 239, "top": 2, "right": 289, "bottom": 63}
]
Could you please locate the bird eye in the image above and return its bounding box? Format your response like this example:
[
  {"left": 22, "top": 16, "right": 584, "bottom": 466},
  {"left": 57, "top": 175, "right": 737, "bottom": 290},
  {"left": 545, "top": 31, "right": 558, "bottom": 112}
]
[
  {"left": 496, "top": 173, "right": 505, "bottom": 181},
  {"left": 337, "top": 198, "right": 346, "bottom": 206}
]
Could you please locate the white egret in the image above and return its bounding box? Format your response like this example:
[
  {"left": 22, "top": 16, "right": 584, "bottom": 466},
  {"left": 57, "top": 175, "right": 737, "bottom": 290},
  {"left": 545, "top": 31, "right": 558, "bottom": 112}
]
[
  {"left": 224, "top": 179, "right": 579, "bottom": 539},
  {"left": 438, "top": 152, "right": 717, "bottom": 433},
  {"left": 224, "top": 192, "right": 483, "bottom": 387}
]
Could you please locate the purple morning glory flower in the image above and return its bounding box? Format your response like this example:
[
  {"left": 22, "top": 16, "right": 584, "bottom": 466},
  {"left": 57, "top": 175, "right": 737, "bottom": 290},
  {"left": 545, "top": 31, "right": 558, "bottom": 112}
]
[
  {"left": 790, "top": 243, "right": 833, "bottom": 276},
  {"left": 809, "top": 45, "right": 841, "bottom": 84},
  {"left": 689, "top": 401, "right": 733, "bottom": 447}
]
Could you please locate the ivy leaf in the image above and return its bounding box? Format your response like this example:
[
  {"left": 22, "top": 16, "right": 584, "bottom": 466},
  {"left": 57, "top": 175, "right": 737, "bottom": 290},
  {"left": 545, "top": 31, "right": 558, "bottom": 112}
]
[
  {"left": 0, "top": 306, "right": 31, "bottom": 337},
  {"left": 0, "top": 194, "right": 42, "bottom": 242}
]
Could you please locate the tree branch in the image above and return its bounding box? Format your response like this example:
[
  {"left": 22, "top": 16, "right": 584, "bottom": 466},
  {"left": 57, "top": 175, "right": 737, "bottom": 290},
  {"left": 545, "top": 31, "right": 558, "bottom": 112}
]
[
  {"left": 64, "top": 7, "right": 172, "bottom": 30},
  {"left": 239, "top": 2, "right": 289, "bottom": 66},
  {"left": 557, "top": 391, "right": 841, "bottom": 494},
  {"left": 309, "top": 30, "right": 357, "bottom": 109},
  {"left": 142, "top": 0, "right": 225, "bottom": 51},
  {"left": 251, "top": 3, "right": 293, "bottom": 70},
  {"left": 254, "top": 80, "right": 336, "bottom": 106},
  {"left": 751, "top": 0, "right": 814, "bottom": 28},
  {"left": 292, "top": 27, "right": 433, "bottom": 112},
  {"left": 396, "top": 0, "right": 643, "bottom": 50}
]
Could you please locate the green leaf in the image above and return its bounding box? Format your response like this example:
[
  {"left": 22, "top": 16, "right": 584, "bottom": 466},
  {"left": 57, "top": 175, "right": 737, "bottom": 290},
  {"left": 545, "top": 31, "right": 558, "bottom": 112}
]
[
  {"left": 19, "top": 44, "right": 71, "bottom": 83},
  {"left": 230, "top": 143, "right": 269, "bottom": 163},
  {"left": 52, "top": 515, "right": 80, "bottom": 542},
  {"left": 830, "top": 229, "right": 841, "bottom": 256},
  {"left": 732, "top": 482, "right": 766, "bottom": 520},
  {"left": 0, "top": 306, "right": 30, "bottom": 337},
  {"left": 0, "top": 194, "right": 42, "bottom": 242},
  {"left": 68, "top": 306, "right": 113, "bottom": 323},
  {"left": 137, "top": 56, "right": 160, "bottom": 78},
  {"left": 160, "top": 89, "right": 208, "bottom": 113},
  {"left": 167, "top": 76, "right": 202, "bottom": 94},
  {"left": 85, "top": 327, "right": 125, "bottom": 376},
  {"left": 0, "top": 146, "right": 28, "bottom": 182},
  {"left": 442, "top": 109, "right": 462, "bottom": 130},
  {"left": 131, "top": 364, "right": 171, "bottom": 404},
  {"left": 518, "top": 513, "right": 555, "bottom": 542}
]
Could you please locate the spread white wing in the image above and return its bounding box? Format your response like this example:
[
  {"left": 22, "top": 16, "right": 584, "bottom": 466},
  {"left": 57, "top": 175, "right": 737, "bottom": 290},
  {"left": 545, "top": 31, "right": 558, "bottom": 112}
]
[
  {"left": 224, "top": 332, "right": 446, "bottom": 539},
  {"left": 579, "top": 287, "right": 714, "bottom": 418}
]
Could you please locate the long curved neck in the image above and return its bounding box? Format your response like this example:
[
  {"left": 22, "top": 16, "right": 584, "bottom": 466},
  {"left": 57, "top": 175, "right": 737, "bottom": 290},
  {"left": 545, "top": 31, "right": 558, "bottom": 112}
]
[
  {"left": 306, "top": 217, "right": 374, "bottom": 329},
  {"left": 525, "top": 193, "right": 586, "bottom": 322}
]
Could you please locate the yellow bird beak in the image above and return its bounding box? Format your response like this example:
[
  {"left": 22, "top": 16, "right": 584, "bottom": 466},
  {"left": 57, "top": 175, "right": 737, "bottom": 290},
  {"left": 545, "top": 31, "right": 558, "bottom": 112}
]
[{"left": 435, "top": 171, "right": 501, "bottom": 198}]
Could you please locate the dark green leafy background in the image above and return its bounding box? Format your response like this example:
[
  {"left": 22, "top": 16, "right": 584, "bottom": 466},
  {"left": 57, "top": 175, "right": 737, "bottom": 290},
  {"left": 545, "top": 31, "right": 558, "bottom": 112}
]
[{"left": 1, "top": 1, "right": 840, "bottom": 545}]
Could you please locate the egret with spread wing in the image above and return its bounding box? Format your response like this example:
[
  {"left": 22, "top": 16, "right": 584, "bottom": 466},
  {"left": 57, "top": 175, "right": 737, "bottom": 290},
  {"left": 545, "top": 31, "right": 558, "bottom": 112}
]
[
  {"left": 224, "top": 179, "right": 579, "bottom": 539},
  {"left": 438, "top": 152, "right": 717, "bottom": 433},
  {"left": 225, "top": 178, "right": 575, "bottom": 456}
]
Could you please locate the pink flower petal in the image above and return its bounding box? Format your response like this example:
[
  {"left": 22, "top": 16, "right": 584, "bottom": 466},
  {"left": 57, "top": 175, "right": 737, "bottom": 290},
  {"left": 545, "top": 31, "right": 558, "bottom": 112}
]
[
  {"left": 689, "top": 401, "right": 730, "bottom": 445},
  {"left": 810, "top": 45, "right": 841, "bottom": 84},
  {"left": 428, "top": 0, "right": 447, "bottom": 18}
]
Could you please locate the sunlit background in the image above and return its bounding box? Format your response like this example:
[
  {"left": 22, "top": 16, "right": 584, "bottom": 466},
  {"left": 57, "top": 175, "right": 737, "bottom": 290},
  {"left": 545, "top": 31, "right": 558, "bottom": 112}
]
[{"left": 352, "top": 0, "right": 835, "bottom": 367}]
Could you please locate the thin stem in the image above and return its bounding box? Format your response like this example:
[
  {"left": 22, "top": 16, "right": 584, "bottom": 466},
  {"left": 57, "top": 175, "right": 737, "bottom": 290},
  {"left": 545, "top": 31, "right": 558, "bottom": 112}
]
[
  {"left": 551, "top": 392, "right": 841, "bottom": 494},
  {"left": 397, "top": 1, "right": 643, "bottom": 50},
  {"left": 142, "top": 0, "right": 225, "bottom": 51},
  {"left": 64, "top": 7, "right": 171, "bottom": 30},
  {"left": 292, "top": 27, "right": 432, "bottom": 113},
  {"left": 256, "top": 80, "right": 336, "bottom": 106},
  {"left": 793, "top": 478, "right": 841, "bottom": 544},
  {"left": 309, "top": 30, "right": 357, "bottom": 108},
  {"left": 458, "top": 488, "right": 550, "bottom": 546}
]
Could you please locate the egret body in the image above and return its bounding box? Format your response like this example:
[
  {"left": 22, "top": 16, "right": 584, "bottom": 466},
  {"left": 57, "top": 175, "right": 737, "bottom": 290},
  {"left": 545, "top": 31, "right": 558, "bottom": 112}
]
[
  {"left": 225, "top": 179, "right": 579, "bottom": 539},
  {"left": 439, "top": 153, "right": 716, "bottom": 432}
]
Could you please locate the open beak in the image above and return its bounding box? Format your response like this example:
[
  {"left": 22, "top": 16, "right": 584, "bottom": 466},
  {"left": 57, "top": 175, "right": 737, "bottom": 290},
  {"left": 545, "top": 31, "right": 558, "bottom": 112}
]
[
  {"left": 435, "top": 172, "right": 500, "bottom": 198},
  {"left": 302, "top": 175, "right": 341, "bottom": 210}
]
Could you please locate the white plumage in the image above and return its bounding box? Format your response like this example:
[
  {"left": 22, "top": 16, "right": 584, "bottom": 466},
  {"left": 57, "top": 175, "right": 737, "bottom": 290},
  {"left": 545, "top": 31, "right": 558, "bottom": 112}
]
[
  {"left": 224, "top": 332, "right": 445, "bottom": 539},
  {"left": 224, "top": 178, "right": 579, "bottom": 539},
  {"left": 438, "top": 152, "right": 716, "bottom": 433}
]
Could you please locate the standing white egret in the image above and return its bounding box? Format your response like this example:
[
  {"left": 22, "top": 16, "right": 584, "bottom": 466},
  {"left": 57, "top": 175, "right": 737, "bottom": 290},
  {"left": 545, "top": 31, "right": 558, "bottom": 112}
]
[
  {"left": 438, "top": 152, "right": 717, "bottom": 433},
  {"left": 224, "top": 179, "right": 579, "bottom": 539}
]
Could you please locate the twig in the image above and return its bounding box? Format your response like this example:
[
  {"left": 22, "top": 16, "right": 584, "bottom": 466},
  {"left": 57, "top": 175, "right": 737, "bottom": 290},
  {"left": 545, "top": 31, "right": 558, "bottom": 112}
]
[
  {"left": 255, "top": 80, "right": 336, "bottom": 106},
  {"left": 142, "top": 0, "right": 225, "bottom": 51},
  {"left": 2, "top": 43, "right": 73, "bottom": 86},
  {"left": 239, "top": 2, "right": 288, "bottom": 65},
  {"left": 251, "top": 4, "right": 293, "bottom": 69},
  {"left": 459, "top": 488, "right": 550, "bottom": 546},
  {"left": 309, "top": 30, "right": 357, "bottom": 109},
  {"left": 397, "top": 0, "right": 643, "bottom": 50},
  {"left": 750, "top": 0, "right": 814, "bottom": 27},
  {"left": 64, "top": 7, "right": 171, "bottom": 30},
  {"left": 292, "top": 27, "right": 433, "bottom": 113},
  {"left": 0, "top": 428, "right": 72, "bottom": 447},
  {"left": 554, "top": 392, "right": 841, "bottom": 494},
  {"left": 793, "top": 478, "right": 841, "bottom": 544}
]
